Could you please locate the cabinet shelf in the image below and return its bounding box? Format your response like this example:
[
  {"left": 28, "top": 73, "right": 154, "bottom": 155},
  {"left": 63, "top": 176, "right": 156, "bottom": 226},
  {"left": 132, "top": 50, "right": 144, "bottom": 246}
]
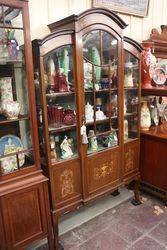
[
  {"left": 0, "top": 115, "right": 30, "bottom": 125},
  {"left": 86, "top": 116, "right": 117, "bottom": 126},
  {"left": 49, "top": 123, "right": 76, "bottom": 133},
  {"left": 51, "top": 153, "right": 78, "bottom": 165},
  {"left": 0, "top": 147, "right": 33, "bottom": 160},
  {"left": 124, "top": 112, "right": 137, "bottom": 117},
  {"left": 87, "top": 144, "right": 118, "bottom": 155},
  {"left": 124, "top": 86, "right": 138, "bottom": 90},
  {"left": 46, "top": 91, "right": 75, "bottom": 98},
  {"left": 0, "top": 59, "right": 23, "bottom": 65},
  {"left": 141, "top": 86, "right": 167, "bottom": 96},
  {"left": 141, "top": 125, "right": 167, "bottom": 140},
  {"left": 85, "top": 88, "right": 117, "bottom": 93},
  {"left": 124, "top": 137, "right": 138, "bottom": 144}
]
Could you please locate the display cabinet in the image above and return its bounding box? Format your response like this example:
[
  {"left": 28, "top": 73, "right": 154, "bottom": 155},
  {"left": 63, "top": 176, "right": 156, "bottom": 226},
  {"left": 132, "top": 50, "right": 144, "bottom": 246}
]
[
  {"left": 140, "top": 26, "right": 167, "bottom": 205},
  {"left": 0, "top": 1, "right": 53, "bottom": 249},
  {"left": 32, "top": 8, "right": 142, "bottom": 240},
  {"left": 123, "top": 37, "right": 142, "bottom": 196}
]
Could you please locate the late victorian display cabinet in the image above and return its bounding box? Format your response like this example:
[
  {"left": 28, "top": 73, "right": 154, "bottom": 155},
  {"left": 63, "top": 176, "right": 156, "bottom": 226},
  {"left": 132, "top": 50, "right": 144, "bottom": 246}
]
[
  {"left": 32, "top": 8, "right": 142, "bottom": 242},
  {"left": 140, "top": 25, "right": 167, "bottom": 205},
  {"left": 0, "top": 1, "right": 53, "bottom": 249}
]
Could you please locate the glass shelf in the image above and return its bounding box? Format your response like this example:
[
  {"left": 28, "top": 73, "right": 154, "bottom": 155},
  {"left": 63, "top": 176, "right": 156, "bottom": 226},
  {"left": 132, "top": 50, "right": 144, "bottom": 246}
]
[
  {"left": 49, "top": 124, "right": 76, "bottom": 133},
  {"left": 0, "top": 115, "right": 29, "bottom": 125}
]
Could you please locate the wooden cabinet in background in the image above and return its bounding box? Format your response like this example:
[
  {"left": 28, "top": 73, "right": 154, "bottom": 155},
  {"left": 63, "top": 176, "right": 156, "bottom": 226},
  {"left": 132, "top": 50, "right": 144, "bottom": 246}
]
[
  {"left": 140, "top": 25, "right": 167, "bottom": 205},
  {"left": 0, "top": 0, "right": 53, "bottom": 249}
]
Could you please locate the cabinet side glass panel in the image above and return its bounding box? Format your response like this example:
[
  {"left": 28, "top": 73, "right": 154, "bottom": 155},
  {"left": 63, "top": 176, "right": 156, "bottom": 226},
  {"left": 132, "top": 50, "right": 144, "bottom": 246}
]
[
  {"left": 83, "top": 30, "right": 119, "bottom": 155},
  {"left": 124, "top": 50, "right": 140, "bottom": 142},
  {"left": 0, "top": 8, "right": 34, "bottom": 176},
  {"left": 40, "top": 45, "right": 78, "bottom": 164}
]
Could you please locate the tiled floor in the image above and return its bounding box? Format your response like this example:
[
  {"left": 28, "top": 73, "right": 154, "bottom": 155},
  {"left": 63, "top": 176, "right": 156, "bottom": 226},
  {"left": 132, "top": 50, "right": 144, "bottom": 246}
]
[{"left": 59, "top": 195, "right": 167, "bottom": 250}]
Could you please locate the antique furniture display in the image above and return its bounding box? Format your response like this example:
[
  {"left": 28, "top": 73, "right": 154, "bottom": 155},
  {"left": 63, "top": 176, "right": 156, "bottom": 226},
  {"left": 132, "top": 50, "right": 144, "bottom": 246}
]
[
  {"left": 0, "top": 1, "right": 53, "bottom": 249},
  {"left": 32, "top": 8, "right": 142, "bottom": 243},
  {"left": 123, "top": 37, "right": 142, "bottom": 202},
  {"left": 140, "top": 25, "right": 167, "bottom": 205}
]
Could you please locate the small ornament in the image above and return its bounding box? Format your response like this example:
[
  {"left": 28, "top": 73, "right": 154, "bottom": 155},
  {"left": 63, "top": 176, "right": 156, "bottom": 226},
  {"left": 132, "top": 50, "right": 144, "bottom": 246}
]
[
  {"left": 85, "top": 102, "right": 94, "bottom": 122},
  {"left": 140, "top": 101, "right": 151, "bottom": 131},
  {"left": 124, "top": 62, "right": 133, "bottom": 87},
  {"left": 60, "top": 136, "right": 73, "bottom": 159},
  {"left": 96, "top": 107, "right": 107, "bottom": 120},
  {"left": 50, "top": 135, "right": 57, "bottom": 160},
  {"left": 88, "top": 130, "right": 98, "bottom": 152},
  {"left": 124, "top": 119, "right": 129, "bottom": 140},
  {"left": 81, "top": 124, "right": 88, "bottom": 144}
]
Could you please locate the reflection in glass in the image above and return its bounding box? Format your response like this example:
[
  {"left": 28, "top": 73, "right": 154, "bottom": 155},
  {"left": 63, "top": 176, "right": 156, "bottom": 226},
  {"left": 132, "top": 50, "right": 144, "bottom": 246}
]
[
  {"left": 49, "top": 129, "right": 78, "bottom": 163},
  {"left": 44, "top": 45, "right": 74, "bottom": 94},
  {"left": 124, "top": 50, "right": 140, "bottom": 141},
  {"left": 83, "top": 30, "right": 119, "bottom": 154}
]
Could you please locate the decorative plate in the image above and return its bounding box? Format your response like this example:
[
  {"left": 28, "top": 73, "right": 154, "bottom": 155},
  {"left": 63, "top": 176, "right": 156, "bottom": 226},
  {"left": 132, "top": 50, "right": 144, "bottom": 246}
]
[
  {"left": 0, "top": 135, "right": 25, "bottom": 174},
  {"left": 152, "top": 67, "right": 166, "bottom": 85}
]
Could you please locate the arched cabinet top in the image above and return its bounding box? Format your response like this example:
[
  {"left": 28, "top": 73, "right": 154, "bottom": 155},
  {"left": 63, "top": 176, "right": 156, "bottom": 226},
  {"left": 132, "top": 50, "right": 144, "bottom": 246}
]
[
  {"left": 32, "top": 30, "right": 74, "bottom": 56},
  {"left": 48, "top": 8, "right": 128, "bottom": 36},
  {"left": 124, "top": 36, "right": 143, "bottom": 59}
]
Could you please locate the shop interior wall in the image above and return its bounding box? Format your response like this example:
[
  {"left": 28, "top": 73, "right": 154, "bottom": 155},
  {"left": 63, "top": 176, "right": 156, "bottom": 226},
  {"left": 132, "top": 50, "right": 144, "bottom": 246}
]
[{"left": 29, "top": 0, "right": 167, "bottom": 43}]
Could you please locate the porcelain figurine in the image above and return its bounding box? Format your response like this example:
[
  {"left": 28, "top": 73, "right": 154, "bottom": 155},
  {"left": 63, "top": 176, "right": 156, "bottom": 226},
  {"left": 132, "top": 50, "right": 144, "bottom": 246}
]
[
  {"left": 2, "top": 100, "right": 20, "bottom": 119},
  {"left": 96, "top": 98, "right": 102, "bottom": 110},
  {"left": 140, "top": 101, "right": 151, "bottom": 130},
  {"left": 124, "top": 96, "right": 127, "bottom": 114},
  {"left": 88, "top": 130, "right": 98, "bottom": 152},
  {"left": 50, "top": 135, "right": 57, "bottom": 160},
  {"left": 85, "top": 102, "right": 94, "bottom": 122},
  {"left": 84, "top": 61, "right": 93, "bottom": 90},
  {"left": 102, "top": 131, "right": 118, "bottom": 147},
  {"left": 58, "top": 68, "right": 69, "bottom": 92},
  {"left": 124, "top": 62, "right": 133, "bottom": 87},
  {"left": 60, "top": 136, "right": 73, "bottom": 159},
  {"left": 96, "top": 107, "right": 106, "bottom": 120},
  {"left": 124, "top": 119, "right": 129, "bottom": 140}
]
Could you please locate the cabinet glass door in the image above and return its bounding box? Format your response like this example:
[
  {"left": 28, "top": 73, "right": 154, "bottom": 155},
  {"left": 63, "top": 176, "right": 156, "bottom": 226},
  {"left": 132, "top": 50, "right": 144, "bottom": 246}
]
[
  {"left": 40, "top": 45, "right": 78, "bottom": 164},
  {"left": 83, "top": 30, "right": 119, "bottom": 154},
  {"left": 124, "top": 50, "right": 140, "bottom": 142},
  {"left": 0, "top": 5, "right": 35, "bottom": 175}
]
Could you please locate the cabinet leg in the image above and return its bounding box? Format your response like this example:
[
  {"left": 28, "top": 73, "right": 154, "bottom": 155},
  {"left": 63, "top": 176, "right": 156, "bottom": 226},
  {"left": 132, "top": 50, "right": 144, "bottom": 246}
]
[
  {"left": 111, "top": 189, "right": 120, "bottom": 197},
  {"left": 131, "top": 179, "right": 142, "bottom": 206},
  {"left": 52, "top": 213, "right": 64, "bottom": 250}
]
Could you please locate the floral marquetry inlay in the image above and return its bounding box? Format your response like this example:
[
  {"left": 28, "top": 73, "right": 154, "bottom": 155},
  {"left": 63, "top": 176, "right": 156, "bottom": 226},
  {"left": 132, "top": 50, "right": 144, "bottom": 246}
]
[
  {"left": 94, "top": 161, "right": 114, "bottom": 180},
  {"left": 125, "top": 148, "right": 134, "bottom": 173},
  {"left": 60, "top": 169, "right": 74, "bottom": 198}
]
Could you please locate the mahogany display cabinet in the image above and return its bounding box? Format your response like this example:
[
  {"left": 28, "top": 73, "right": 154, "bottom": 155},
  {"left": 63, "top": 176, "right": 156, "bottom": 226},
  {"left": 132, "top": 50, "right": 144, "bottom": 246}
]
[
  {"left": 140, "top": 26, "right": 167, "bottom": 205},
  {"left": 32, "top": 7, "right": 142, "bottom": 236},
  {"left": 0, "top": 0, "right": 54, "bottom": 249}
]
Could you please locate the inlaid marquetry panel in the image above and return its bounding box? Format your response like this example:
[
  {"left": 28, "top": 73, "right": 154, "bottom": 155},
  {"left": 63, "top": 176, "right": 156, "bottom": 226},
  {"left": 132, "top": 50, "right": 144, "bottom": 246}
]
[
  {"left": 51, "top": 159, "right": 82, "bottom": 207},
  {"left": 124, "top": 140, "right": 139, "bottom": 176},
  {"left": 86, "top": 148, "right": 120, "bottom": 194}
]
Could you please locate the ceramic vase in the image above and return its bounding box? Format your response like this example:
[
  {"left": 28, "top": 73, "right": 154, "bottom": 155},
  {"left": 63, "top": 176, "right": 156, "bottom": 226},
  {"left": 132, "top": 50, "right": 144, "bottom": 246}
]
[
  {"left": 124, "top": 62, "right": 133, "bottom": 87},
  {"left": 0, "top": 77, "right": 13, "bottom": 102},
  {"left": 2, "top": 100, "right": 20, "bottom": 119},
  {"left": 141, "top": 42, "right": 156, "bottom": 88},
  {"left": 141, "top": 101, "right": 151, "bottom": 130}
]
